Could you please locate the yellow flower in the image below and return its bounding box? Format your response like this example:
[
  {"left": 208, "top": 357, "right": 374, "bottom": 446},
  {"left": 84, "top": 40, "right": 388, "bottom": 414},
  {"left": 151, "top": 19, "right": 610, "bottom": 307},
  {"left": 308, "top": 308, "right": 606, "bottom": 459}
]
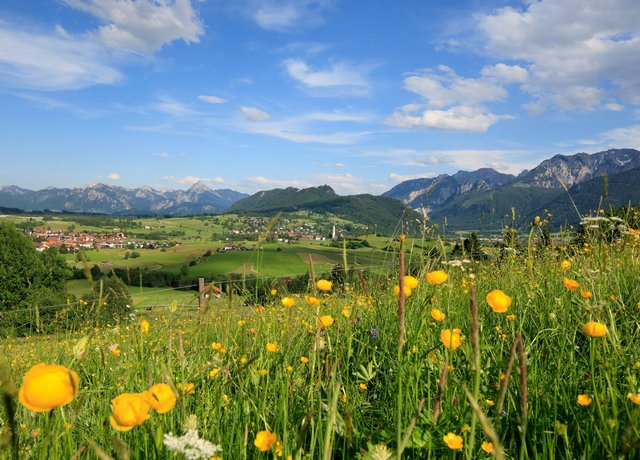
[
  {"left": 359, "top": 383, "right": 367, "bottom": 390},
  {"left": 486, "top": 290, "right": 512, "bottom": 313},
  {"left": 139, "top": 319, "right": 149, "bottom": 333},
  {"left": 258, "top": 369, "right": 269, "bottom": 376},
  {"left": 580, "top": 290, "right": 592, "bottom": 299},
  {"left": 316, "top": 279, "right": 332, "bottom": 291},
  {"left": 286, "top": 365, "right": 293, "bottom": 373},
  {"left": 18, "top": 364, "right": 80, "bottom": 412},
  {"left": 486, "top": 399, "right": 495, "bottom": 407},
  {"left": 317, "top": 315, "right": 334, "bottom": 329},
  {"left": 481, "top": 441, "right": 494, "bottom": 453},
  {"left": 281, "top": 297, "right": 295, "bottom": 308},
  {"left": 271, "top": 289, "right": 277, "bottom": 296},
  {"left": 440, "top": 328, "right": 462, "bottom": 350},
  {"left": 110, "top": 347, "right": 121, "bottom": 357},
  {"left": 254, "top": 430, "right": 277, "bottom": 451},
  {"left": 393, "top": 285, "right": 412, "bottom": 297},
  {"left": 627, "top": 392, "right": 640, "bottom": 405},
  {"left": 211, "top": 342, "right": 223, "bottom": 351},
  {"left": 341, "top": 308, "right": 351, "bottom": 318},
  {"left": 564, "top": 277, "right": 580, "bottom": 291},
  {"left": 561, "top": 260, "right": 572, "bottom": 271},
  {"left": 300, "top": 356, "right": 309, "bottom": 363},
  {"left": 305, "top": 295, "right": 320, "bottom": 306},
  {"left": 430, "top": 308, "right": 446, "bottom": 322},
  {"left": 506, "top": 314, "right": 516, "bottom": 321},
  {"left": 577, "top": 394, "right": 592, "bottom": 406},
  {"left": 443, "top": 432, "right": 463, "bottom": 450},
  {"left": 583, "top": 321, "right": 607, "bottom": 337},
  {"left": 266, "top": 342, "right": 278, "bottom": 353},
  {"left": 148, "top": 383, "right": 177, "bottom": 414},
  {"left": 109, "top": 392, "right": 151, "bottom": 432},
  {"left": 209, "top": 368, "right": 220, "bottom": 379},
  {"left": 237, "top": 319, "right": 246, "bottom": 326},
  {"left": 177, "top": 383, "right": 194, "bottom": 395},
  {"left": 426, "top": 270, "right": 448, "bottom": 286},
  {"left": 403, "top": 275, "right": 419, "bottom": 289}
]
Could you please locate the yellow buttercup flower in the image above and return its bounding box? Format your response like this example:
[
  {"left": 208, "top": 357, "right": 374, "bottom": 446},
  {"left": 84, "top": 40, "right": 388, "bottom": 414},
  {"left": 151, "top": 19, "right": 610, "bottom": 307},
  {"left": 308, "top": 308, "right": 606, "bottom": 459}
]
[
  {"left": 440, "top": 328, "right": 462, "bottom": 350},
  {"left": 577, "top": 394, "right": 592, "bottom": 406},
  {"left": 317, "top": 315, "right": 334, "bottom": 329},
  {"left": 266, "top": 342, "right": 278, "bottom": 353},
  {"left": 316, "top": 279, "right": 332, "bottom": 292},
  {"left": 341, "top": 308, "right": 351, "bottom": 318},
  {"left": 564, "top": 277, "right": 580, "bottom": 291},
  {"left": 431, "top": 308, "right": 446, "bottom": 322},
  {"left": 109, "top": 392, "right": 152, "bottom": 432},
  {"left": 300, "top": 356, "right": 309, "bottom": 363},
  {"left": 18, "top": 364, "right": 79, "bottom": 412},
  {"left": 403, "top": 275, "right": 419, "bottom": 289},
  {"left": 148, "top": 383, "right": 177, "bottom": 414},
  {"left": 281, "top": 297, "right": 295, "bottom": 308},
  {"left": 486, "top": 290, "right": 512, "bottom": 313},
  {"left": 580, "top": 290, "right": 592, "bottom": 299},
  {"left": 254, "top": 430, "right": 277, "bottom": 451},
  {"left": 561, "top": 260, "right": 572, "bottom": 271},
  {"left": 177, "top": 383, "right": 194, "bottom": 395},
  {"left": 627, "top": 392, "right": 640, "bottom": 405},
  {"left": 305, "top": 295, "right": 320, "bottom": 306},
  {"left": 443, "top": 432, "right": 463, "bottom": 450},
  {"left": 393, "top": 285, "right": 412, "bottom": 297},
  {"left": 359, "top": 383, "right": 367, "bottom": 390},
  {"left": 426, "top": 270, "right": 448, "bottom": 286},
  {"left": 481, "top": 441, "right": 494, "bottom": 453},
  {"left": 271, "top": 289, "right": 277, "bottom": 296},
  {"left": 583, "top": 321, "right": 607, "bottom": 337},
  {"left": 139, "top": 319, "right": 149, "bottom": 333}
]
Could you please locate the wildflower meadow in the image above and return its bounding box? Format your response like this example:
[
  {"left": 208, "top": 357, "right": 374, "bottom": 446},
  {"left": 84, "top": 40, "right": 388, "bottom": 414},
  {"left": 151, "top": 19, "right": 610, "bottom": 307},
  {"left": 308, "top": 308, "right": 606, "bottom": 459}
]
[{"left": 2, "top": 221, "right": 640, "bottom": 459}]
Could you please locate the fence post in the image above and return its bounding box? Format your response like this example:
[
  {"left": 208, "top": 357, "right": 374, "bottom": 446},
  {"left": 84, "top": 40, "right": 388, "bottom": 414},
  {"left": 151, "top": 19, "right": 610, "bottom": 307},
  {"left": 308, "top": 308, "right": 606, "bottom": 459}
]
[{"left": 198, "top": 277, "right": 205, "bottom": 322}]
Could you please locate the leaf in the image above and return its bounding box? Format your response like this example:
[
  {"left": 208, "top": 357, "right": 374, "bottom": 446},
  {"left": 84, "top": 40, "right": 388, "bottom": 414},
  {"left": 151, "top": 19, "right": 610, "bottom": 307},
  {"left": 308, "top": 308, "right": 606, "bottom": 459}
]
[{"left": 169, "top": 300, "right": 178, "bottom": 313}]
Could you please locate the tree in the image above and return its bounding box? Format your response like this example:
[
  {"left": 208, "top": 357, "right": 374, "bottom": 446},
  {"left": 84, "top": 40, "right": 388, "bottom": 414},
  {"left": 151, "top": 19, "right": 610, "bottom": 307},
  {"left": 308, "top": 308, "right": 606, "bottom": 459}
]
[{"left": 0, "top": 222, "right": 70, "bottom": 334}]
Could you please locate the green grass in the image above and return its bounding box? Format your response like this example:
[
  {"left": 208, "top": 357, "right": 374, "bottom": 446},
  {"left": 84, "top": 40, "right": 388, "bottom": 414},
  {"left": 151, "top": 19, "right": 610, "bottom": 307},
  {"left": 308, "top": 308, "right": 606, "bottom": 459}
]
[{"left": 3, "top": 230, "right": 640, "bottom": 459}]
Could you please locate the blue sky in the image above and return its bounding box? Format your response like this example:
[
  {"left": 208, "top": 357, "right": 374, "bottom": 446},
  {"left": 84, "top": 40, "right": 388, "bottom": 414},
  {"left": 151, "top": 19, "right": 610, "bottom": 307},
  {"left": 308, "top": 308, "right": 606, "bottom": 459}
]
[{"left": 1, "top": 0, "right": 639, "bottom": 195}]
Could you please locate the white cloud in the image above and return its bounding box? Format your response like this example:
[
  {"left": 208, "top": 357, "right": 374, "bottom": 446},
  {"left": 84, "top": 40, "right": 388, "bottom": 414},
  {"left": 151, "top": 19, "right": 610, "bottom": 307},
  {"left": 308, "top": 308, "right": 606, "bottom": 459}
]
[
  {"left": 602, "top": 125, "right": 640, "bottom": 150},
  {"left": 403, "top": 66, "right": 506, "bottom": 108},
  {"left": 241, "top": 106, "right": 270, "bottom": 121},
  {"left": 164, "top": 175, "right": 225, "bottom": 185},
  {"left": 0, "top": 22, "right": 122, "bottom": 90},
  {"left": 245, "top": 176, "right": 310, "bottom": 190},
  {"left": 386, "top": 105, "right": 511, "bottom": 132},
  {"left": 107, "top": 172, "right": 121, "bottom": 180},
  {"left": 198, "top": 95, "right": 227, "bottom": 104},
  {"left": 284, "top": 58, "right": 370, "bottom": 91},
  {"left": 334, "top": 162, "right": 344, "bottom": 168},
  {"left": 478, "top": 0, "right": 640, "bottom": 110},
  {"left": 152, "top": 98, "right": 200, "bottom": 117},
  {"left": 603, "top": 103, "right": 624, "bottom": 112},
  {"left": 480, "top": 63, "right": 528, "bottom": 84},
  {"left": 388, "top": 172, "right": 435, "bottom": 183},
  {"left": 249, "top": 0, "right": 329, "bottom": 31},
  {"left": 154, "top": 152, "right": 184, "bottom": 158},
  {"left": 63, "top": 0, "right": 203, "bottom": 53},
  {"left": 243, "top": 121, "right": 368, "bottom": 144}
]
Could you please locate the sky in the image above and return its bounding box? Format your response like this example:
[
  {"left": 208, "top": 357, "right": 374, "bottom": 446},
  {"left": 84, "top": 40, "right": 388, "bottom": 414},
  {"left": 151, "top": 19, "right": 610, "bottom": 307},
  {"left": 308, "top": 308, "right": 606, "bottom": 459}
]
[{"left": 1, "top": 0, "right": 639, "bottom": 195}]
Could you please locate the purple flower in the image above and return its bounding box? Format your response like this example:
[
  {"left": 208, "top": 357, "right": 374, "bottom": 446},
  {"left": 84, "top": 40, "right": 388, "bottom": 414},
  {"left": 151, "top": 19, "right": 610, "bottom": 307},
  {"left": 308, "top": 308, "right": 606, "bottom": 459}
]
[{"left": 370, "top": 327, "right": 378, "bottom": 339}]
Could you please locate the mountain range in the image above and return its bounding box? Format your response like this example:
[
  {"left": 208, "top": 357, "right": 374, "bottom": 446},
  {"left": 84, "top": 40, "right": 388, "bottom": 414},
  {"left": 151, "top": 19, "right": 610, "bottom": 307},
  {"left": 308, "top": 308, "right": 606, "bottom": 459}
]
[
  {"left": 0, "top": 182, "right": 248, "bottom": 215},
  {"left": 2, "top": 148, "right": 640, "bottom": 231},
  {"left": 385, "top": 148, "right": 640, "bottom": 229}
]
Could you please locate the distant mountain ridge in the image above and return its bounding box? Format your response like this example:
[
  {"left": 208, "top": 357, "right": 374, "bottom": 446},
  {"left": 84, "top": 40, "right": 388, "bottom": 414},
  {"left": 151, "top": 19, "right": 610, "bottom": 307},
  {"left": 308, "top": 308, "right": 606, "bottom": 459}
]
[
  {"left": 384, "top": 148, "right": 640, "bottom": 229},
  {"left": 0, "top": 182, "right": 248, "bottom": 215},
  {"left": 229, "top": 185, "right": 420, "bottom": 235}
]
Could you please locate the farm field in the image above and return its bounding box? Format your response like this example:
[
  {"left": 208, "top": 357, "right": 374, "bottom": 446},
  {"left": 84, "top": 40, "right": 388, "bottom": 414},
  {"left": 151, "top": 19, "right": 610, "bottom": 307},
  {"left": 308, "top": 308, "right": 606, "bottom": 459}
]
[{"left": 2, "top": 218, "right": 640, "bottom": 459}]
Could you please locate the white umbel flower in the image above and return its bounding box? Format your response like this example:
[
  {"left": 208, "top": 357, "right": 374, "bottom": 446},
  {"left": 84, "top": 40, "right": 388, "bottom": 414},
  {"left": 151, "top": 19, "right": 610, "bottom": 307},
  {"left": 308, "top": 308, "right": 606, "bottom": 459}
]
[{"left": 163, "top": 429, "right": 222, "bottom": 460}]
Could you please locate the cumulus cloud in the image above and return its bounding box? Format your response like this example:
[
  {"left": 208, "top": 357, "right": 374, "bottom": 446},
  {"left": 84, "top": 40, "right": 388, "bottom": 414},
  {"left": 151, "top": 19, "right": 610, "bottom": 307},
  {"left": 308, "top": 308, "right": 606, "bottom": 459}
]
[
  {"left": 477, "top": 0, "right": 640, "bottom": 110},
  {"left": 284, "top": 58, "right": 370, "bottom": 92},
  {"left": 164, "top": 175, "right": 225, "bottom": 185},
  {"left": 249, "top": 0, "right": 330, "bottom": 31},
  {"left": 106, "top": 172, "right": 121, "bottom": 180},
  {"left": 198, "top": 95, "right": 227, "bottom": 104},
  {"left": 63, "top": 0, "right": 203, "bottom": 53},
  {"left": 602, "top": 124, "right": 640, "bottom": 150},
  {"left": 403, "top": 66, "right": 507, "bottom": 108},
  {"left": 387, "top": 105, "right": 512, "bottom": 132},
  {"left": 0, "top": 22, "right": 122, "bottom": 90},
  {"left": 480, "top": 63, "right": 528, "bottom": 84},
  {"left": 241, "top": 106, "right": 270, "bottom": 121}
]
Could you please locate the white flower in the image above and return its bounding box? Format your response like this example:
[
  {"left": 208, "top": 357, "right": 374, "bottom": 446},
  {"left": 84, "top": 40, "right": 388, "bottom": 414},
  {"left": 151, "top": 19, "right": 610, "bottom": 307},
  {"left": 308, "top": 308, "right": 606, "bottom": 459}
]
[{"left": 163, "top": 429, "right": 222, "bottom": 460}]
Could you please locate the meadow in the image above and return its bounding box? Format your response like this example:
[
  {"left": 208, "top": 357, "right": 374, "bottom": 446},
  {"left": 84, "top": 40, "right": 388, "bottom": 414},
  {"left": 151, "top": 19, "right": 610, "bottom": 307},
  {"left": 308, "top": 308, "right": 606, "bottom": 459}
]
[{"left": 2, "top": 218, "right": 640, "bottom": 459}]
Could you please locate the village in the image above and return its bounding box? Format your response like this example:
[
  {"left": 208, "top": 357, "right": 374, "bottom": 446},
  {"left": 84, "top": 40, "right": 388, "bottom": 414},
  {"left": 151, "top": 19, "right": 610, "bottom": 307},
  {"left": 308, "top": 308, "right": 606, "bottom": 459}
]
[{"left": 24, "top": 228, "right": 173, "bottom": 252}]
